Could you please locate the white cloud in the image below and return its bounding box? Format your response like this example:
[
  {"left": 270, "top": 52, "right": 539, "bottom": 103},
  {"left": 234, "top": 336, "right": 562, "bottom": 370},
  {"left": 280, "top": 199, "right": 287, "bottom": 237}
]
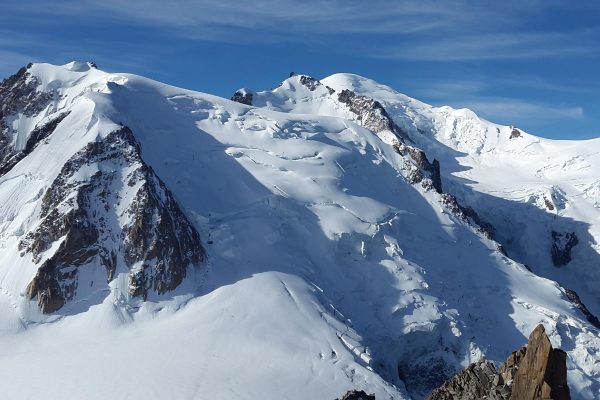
[{"left": 439, "top": 97, "right": 584, "bottom": 124}]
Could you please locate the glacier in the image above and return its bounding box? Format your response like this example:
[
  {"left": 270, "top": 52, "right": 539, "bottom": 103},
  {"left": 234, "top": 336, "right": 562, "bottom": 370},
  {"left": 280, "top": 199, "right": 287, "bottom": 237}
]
[{"left": 0, "top": 62, "right": 598, "bottom": 399}]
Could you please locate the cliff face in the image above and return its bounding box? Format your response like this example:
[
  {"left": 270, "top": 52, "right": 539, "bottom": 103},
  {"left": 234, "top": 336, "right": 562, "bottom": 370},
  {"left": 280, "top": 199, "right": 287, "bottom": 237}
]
[
  {"left": 21, "top": 127, "right": 205, "bottom": 313},
  {"left": 426, "top": 324, "right": 570, "bottom": 400}
]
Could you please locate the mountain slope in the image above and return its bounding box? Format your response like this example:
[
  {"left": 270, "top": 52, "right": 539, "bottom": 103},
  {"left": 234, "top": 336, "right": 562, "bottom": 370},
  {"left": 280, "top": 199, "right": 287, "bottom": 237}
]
[
  {"left": 317, "top": 73, "right": 600, "bottom": 323},
  {"left": 0, "top": 63, "right": 598, "bottom": 399}
]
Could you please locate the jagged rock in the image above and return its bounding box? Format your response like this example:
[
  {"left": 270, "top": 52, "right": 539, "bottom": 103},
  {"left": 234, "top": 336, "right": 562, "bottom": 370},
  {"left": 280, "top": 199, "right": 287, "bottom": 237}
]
[
  {"left": 21, "top": 126, "right": 205, "bottom": 313},
  {"left": 297, "top": 74, "right": 335, "bottom": 94},
  {"left": 0, "top": 64, "right": 56, "bottom": 176},
  {"left": 498, "top": 346, "right": 527, "bottom": 384},
  {"left": 299, "top": 75, "right": 320, "bottom": 91},
  {"left": 564, "top": 288, "right": 600, "bottom": 329},
  {"left": 440, "top": 193, "right": 495, "bottom": 239},
  {"left": 510, "top": 324, "right": 570, "bottom": 400},
  {"left": 337, "top": 89, "right": 407, "bottom": 140},
  {"left": 426, "top": 324, "right": 570, "bottom": 400},
  {"left": 394, "top": 144, "right": 443, "bottom": 193},
  {"left": 231, "top": 89, "right": 253, "bottom": 105},
  {"left": 426, "top": 358, "right": 511, "bottom": 400},
  {"left": 544, "top": 197, "right": 555, "bottom": 211},
  {"left": 0, "top": 111, "right": 70, "bottom": 176},
  {"left": 510, "top": 128, "right": 522, "bottom": 139},
  {"left": 551, "top": 231, "right": 579, "bottom": 266},
  {"left": 336, "top": 390, "right": 376, "bottom": 400}
]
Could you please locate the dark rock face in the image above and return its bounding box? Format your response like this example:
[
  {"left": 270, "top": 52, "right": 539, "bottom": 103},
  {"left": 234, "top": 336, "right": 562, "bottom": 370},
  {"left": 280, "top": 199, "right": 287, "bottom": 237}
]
[
  {"left": 21, "top": 126, "right": 205, "bottom": 313},
  {"left": 337, "top": 89, "right": 408, "bottom": 141},
  {"left": 335, "top": 390, "right": 376, "bottom": 400},
  {"left": 426, "top": 324, "right": 570, "bottom": 400},
  {"left": 439, "top": 193, "right": 495, "bottom": 239},
  {"left": 299, "top": 75, "right": 320, "bottom": 91},
  {"left": 394, "top": 144, "right": 444, "bottom": 194},
  {"left": 0, "top": 64, "right": 57, "bottom": 176},
  {"left": 509, "top": 128, "right": 522, "bottom": 139},
  {"left": 0, "top": 111, "right": 70, "bottom": 176},
  {"left": 564, "top": 288, "right": 600, "bottom": 329},
  {"left": 231, "top": 90, "right": 253, "bottom": 106},
  {"left": 551, "top": 231, "right": 579, "bottom": 266},
  {"left": 297, "top": 75, "right": 335, "bottom": 94}
]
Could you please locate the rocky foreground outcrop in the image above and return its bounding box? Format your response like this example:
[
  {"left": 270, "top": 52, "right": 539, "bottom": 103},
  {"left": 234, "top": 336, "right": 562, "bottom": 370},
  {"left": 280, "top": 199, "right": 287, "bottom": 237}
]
[{"left": 426, "top": 324, "right": 570, "bottom": 400}]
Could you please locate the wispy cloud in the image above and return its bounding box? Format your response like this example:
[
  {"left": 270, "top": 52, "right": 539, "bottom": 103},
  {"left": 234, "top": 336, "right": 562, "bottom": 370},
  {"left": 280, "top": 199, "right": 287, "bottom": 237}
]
[
  {"left": 3, "top": 0, "right": 598, "bottom": 62},
  {"left": 370, "top": 30, "right": 600, "bottom": 61},
  {"left": 456, "top": 99, "right": 584, "bottom": 122}
]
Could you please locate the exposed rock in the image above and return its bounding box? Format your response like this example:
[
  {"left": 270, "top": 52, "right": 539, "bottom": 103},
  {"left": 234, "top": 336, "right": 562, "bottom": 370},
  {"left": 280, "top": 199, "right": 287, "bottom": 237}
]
[
  {"left": 297, "top": 74, "right": 334, "bottom": 94},
  {"left": 426, "top": 358, "right": 511, "bottom": 400},
  {"left": 510, "top": 324, "right": 570, "bottom": 400},
  {"left": 299, "top": 75, "right": 320, "bottom": 91},
  {"left": 21, "top": 126, "right": 205, "bottom": 313},
  {"left": 551, "top": 231, "right": 579, "bottom": 266},
  {"left": 440, "top": 193, "right": 495, "bottom": 239},
  {"left": 0, "top": 111, "right": 70, "bottom": 176},
  {"left": 498, "top": 346, "right": 527, "bottom": 385},
  {"left": 544, "top": 196, "right": 555, "bottom": 211},
  {"left": 338, "top": 89, "right": 408, "bottom": 141},
  {"left": 231, "top": 89, "right": 253, "bottom": 106},
  {"left": 394, "top": 144, "right": 443, "bottom": 193},
  {"left": 510, "top": 128, "right": 522, "bottom": 139},
  {"left": 426, "top": 324, "right": 570, "bottom": 400},
  {"left": 564, "top": 288, "right": 600, "bottom": 329},
  {"left": 335, "top": 390, "right": 376, "bottom": 400},
  {"left": 0, "top": 64, "right": 57, "bottom": 176}
]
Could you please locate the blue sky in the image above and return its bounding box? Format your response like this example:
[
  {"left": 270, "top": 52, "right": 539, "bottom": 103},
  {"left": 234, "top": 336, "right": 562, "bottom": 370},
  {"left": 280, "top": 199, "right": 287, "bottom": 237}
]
[{"left": 1, "top": 0, "right": 599, "bottom": 139}]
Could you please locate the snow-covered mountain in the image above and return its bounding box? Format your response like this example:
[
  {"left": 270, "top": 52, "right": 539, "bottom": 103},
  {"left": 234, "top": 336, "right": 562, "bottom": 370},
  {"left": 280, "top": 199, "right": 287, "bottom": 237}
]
[{"left": 0, "top": 62, "right": 598, "bottom": 399}]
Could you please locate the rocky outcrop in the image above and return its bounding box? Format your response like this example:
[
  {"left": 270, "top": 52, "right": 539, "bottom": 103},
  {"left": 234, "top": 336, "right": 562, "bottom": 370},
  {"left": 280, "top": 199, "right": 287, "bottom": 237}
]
[
  {"left": 0, "top": 64, "right": 57, "bottom": 176},
  {"left": 337, "top": 89, "right": 407, "bottom": 141},
  {"left": 0, "top": 111, "right": 70, "bottom": 176},
  {"left": 298, "top": 75, "right": 335, "bottom": 94},
  {"left": 438, "top": 193, "right": 495, "bottom": 239},
  {"left": 394, "top": 144, "right": 444, "bottom": 193},
  {"left": 551, "top": 231, "right": 579, "bottom": 266},
  {"left": 510, "top": 128, "right": 522, "bottom": 139},
  {"left": 510, "top": 325, "right": 570, "bottom": 400},
  {"left": 426, "top": 358, "right": 512, "bottom": 400},
  {"left": 231, "top": 89, "right": 253, "bottom": 106},
  {"left": 335, "top": 390, "right": 375, "bottom": 400},
  {"left": 426, "top": 324, "right": 570, "bottom": 400},
  {"left": 21, "top": 126, "right": 205, "bottom": 313},
  {"left": 564, "top": 289, "right": 600, "bottom": 329}
]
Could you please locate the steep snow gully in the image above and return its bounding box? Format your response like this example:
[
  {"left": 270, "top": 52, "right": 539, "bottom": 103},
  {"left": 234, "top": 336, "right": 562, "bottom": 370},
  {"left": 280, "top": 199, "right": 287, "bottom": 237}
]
[{"left": 0, "top": 62, "right": 599, "bottom": 399}]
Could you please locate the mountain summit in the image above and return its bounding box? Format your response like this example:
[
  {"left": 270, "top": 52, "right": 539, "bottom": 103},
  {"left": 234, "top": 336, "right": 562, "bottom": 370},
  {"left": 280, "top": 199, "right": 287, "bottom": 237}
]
[{"left": 0, "top": 63, "right": 598, "bottom": 399}]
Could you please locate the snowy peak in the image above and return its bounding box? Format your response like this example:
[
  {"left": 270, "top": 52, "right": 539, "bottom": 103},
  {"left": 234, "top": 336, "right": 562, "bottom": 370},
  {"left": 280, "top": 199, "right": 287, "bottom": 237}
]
[
  {"left": 0, "top": 63, "right": 599, "bottom": 399},
  {"left": 0, "top": 64, "right": 206, "bottom": 314}
]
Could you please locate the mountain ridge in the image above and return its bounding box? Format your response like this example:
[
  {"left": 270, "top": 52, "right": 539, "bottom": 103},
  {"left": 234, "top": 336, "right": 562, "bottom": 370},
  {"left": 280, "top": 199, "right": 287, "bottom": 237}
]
[{"left": 0, "top": 62, "right": 598, "bottom": 399}]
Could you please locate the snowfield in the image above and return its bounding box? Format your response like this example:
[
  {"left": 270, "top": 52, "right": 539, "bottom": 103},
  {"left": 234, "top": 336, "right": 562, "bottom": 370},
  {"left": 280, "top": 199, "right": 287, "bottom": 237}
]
[{"left": 0, "top": 62, "right": 598, "bottom": 399}]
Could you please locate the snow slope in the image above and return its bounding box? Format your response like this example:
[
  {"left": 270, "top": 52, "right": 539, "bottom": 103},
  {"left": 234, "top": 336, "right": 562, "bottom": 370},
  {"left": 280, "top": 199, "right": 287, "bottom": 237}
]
[
  {"left": 0, "top": 63, "right": 598, "bottom": 399},
  {"left": 319, "top": 73, "right": 600, "bottom": 321}
]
